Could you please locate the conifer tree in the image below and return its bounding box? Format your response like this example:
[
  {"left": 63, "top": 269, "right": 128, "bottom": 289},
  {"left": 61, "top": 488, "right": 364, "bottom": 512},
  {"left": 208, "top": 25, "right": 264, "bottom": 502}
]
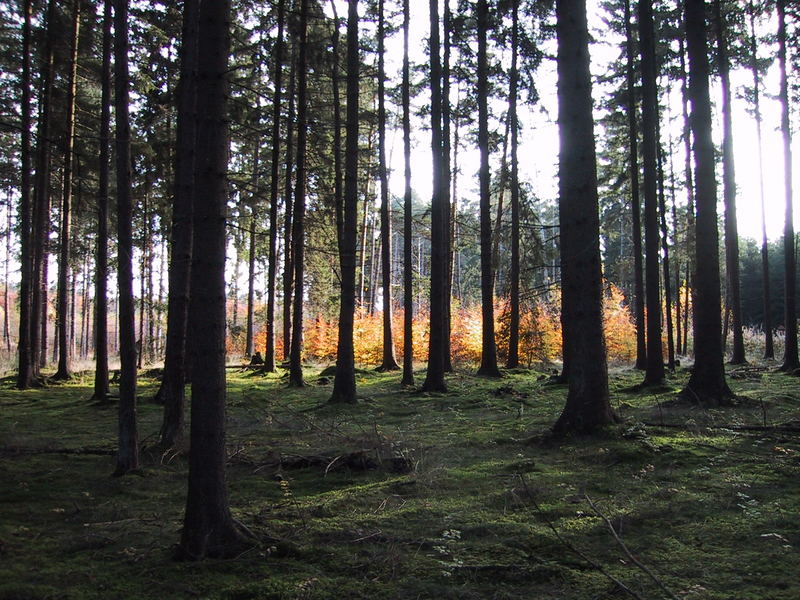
[
  {"left": 680, "top": 0, "right": 733, "bottom": 405},
  {"left": 553, "top": 0, "right": 615, "bottom": 433}
]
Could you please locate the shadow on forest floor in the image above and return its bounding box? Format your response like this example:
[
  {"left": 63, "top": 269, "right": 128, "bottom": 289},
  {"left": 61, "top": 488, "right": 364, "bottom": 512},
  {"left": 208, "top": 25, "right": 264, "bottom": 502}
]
[{"left": 1, "top": 361, "right": 799, "bottom": 599}]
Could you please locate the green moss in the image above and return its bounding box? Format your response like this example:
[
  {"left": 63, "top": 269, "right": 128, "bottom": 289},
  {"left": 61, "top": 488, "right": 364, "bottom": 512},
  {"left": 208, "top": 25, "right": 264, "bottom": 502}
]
[{"left": 0, "top": 367, "right": 798, "bottom": 598}]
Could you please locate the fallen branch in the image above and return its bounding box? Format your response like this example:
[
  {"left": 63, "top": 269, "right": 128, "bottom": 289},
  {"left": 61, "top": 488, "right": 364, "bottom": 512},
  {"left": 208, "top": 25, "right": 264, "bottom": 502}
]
[
  {"left": 584, "top": 493, "right": 680, "bottom": 600},
  {"left": 351, "top": 530, "right": 383, "bottom": 543},
  {"left": 515, "top": 474, "right": 644, "bottom": 600}
]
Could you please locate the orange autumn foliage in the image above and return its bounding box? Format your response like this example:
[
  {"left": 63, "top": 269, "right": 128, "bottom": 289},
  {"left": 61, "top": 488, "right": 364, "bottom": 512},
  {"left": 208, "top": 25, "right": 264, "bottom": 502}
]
[
  {"left": 237, "top": 282, "right": 636, "bottom": 367},
  {"left": 602, "top": 283, "right": 637, "bottom": 363}
]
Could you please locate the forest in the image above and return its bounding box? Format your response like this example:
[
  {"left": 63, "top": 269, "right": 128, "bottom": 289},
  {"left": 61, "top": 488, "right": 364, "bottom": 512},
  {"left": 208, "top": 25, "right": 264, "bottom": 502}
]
[{"left": 1, "top": 0, "right": 799, "bottom": 598}]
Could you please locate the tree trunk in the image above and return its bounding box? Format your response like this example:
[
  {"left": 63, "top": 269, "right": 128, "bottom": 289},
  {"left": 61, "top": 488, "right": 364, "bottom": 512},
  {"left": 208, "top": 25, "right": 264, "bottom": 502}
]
[
  {"left": 31, "top": 0, "right": 57, "bottom": 378},
  {"left": 624, "top": 0, "right": 646, "bottom": 371},
  {"left": 155, "top": 239, "right": 166, "bottom": 357},
  {"left": 358, "top": 122, "right": 375, "bottom": 308},
  {"left": 552, "top": 0, "right": 615, "bottom": 434},
  {"left": 244, "top": 140, "right": 260, "bottom": 358},
  {"left": 777, "top": 0, "right": 797, "bottom": 372},
  {"left": 492, "top": 117, "right": 510, "bottom": 288},
  {"left": 657, "top": 133, "right": 675, "bottom": 370},
  {"left": 330, "top": 0, "right": 343, "bottom": 252},
  {"left": 177, "top": 0, "right": 247, "bottom": 560},
  {"left": 714, "top": 0, "right": 745, "bottom": 365},
  {"left": 330, "top": 0, "right": 360, "bottom": 403},
  {"left": 155, "top": 0, "right": 198, "bottom": 450},
  {"left": 69, "top": 268, "right": 77, "bottom": 360},
  {"left": 4, "top": 195, "right": 11, "bottom": 355},
  {"left": 282, "top": 49, "right": 296, "bottom": 363},
  {"left": 507, "top": 0, "right": 521, "bottom": 369},
  {"left": 683, "top": 267, "right": 690, "bottom": 353},
  {"left": 681, "top": 0, "right": 733, "bottom": 405},
  {"left": 377, "top": 0, "right": 399, "bottom": 372},
  {"left": 638, "top": 0, "right": 665, "bottom": 386},
  {"left": 401, "top": 0, "right": 414, "bottom": 386},
  {"left": 53, "top": 0, "right": 81, "bottom": 381},
  {"left": 80, "top": 259, "right": 90, "bottom": 359},
  {"left": 137, "top": 187, "right": 149, "bottom": 369},
  {"left": 476, "top": 0, "right": 501, "bottom": 378},
  {"left": 265, "top": 0, "right": 285, "bottom": 372},
  {"left": 288, "top": 0, "right": 309, "bottom": 388},
  {"left": 422, "top": 0, "right": 447, "bottom": 392},
  {"left": 669, "top": 139, "right": 683, "bottom": 358},
  {"left": 368, "top": 219, "right": 378, "bottom": 314},
  {"left": 747, "top": 0, "right": 773, "bottom": 359},
  {"left": 16, "top": 0, "right": 34, "bottom": 389},
  {"left": 442, "top": 0, "right": 453, "bottom": 373},
  {"left": 231, "top": 248, "right": 240, "bottom": 331},
  {"left": 452, "top": 105, "right": 462, "bottom": 304},
  {"left": 678, "top": 35, "right": 696, "bottom": 357},
  {"left": 146, "top": 240, "right": 155, "bottom": 363},
  {"left": 113, "top": 0, "right": 140, "bottom": 475}
]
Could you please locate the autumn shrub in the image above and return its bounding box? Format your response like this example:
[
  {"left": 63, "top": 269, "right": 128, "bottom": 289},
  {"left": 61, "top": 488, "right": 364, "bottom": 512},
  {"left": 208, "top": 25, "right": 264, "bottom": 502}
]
[
  {"left": 449, "top": 304, "right": 485, "bottom": 364},
  {"left": 603, "top": 283, "right": 637, "bottom": 363},
  {"left": 239, "top": 282, "right": 636, "bottom": 367}
]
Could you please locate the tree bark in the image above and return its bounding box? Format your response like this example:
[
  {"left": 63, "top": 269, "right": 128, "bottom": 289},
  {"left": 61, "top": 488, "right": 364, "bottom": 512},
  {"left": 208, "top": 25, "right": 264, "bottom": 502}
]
[
  {"left": 476, "top": 0, "right": 501, "bottom": 378},
  {"left": 155, "top": 0, "right": 198, "bottom": 450},
  {"left": 265, "top": 0, "right": 286, "bottom": 372},
  {"left": 638, "top": 0, "right": 665, "bottom": 386},
  {"left": 552, "top": 0, "right": 615, "bottom": 434},
  {"left": 422, "top": 0, "right": 447, "bottom": 392},
  {"left": 4, "top": 196, "right": 11, "bottom": 355},
  {"left": 714, "top": 0, "right": 745, "bottom": 365},
  {"left": 330, "top": 0, "right": 360, "bottom": 403},
  {"left": 442, "top": 0, "right": 453, "bottom": 373},
  {"left": 669, "top": 132, "right": 683, "bottom": 360},
  {"left": 624, "top": 0, "right": 646, "bottom": 371},
  {"left": 16, "top": 0, "right": 34, "bottom": 389},
  {"left": 401, "top": 0, "right": 414, "bottom": 386},
  {"left": 377, "top": 0, "right": 399, "bottom": 372},
  {"left": 53, "top": 0, "right": 81, "bottom": 381},
  {"left": 358, "top": 119, "right": 375, "bottom": 308},
  {"left": 678, "top": 35, "right": 696, "bottom": 357},
  {"left": 288, "top": 0, "right": 310, "bottom": 388},
  {"left": 244, "top": 140, "right": 260, "bottom": 358},
  {"left": 507, "top": 0, "right": 521, "bottom": 369},
  {"left": 137, "top": 187, "right": 150, "bottom": 369},
  {"left": 330, "top": 0, "right": 343, "bottom": 253},
  {"left": 282, "top": 49, "right": 296, "bottom": 363},
  {"left": 657, "top": 130, "right": 675, "bottom": 370},
  {"left": 177, "top": 0, "right": 247, "bottom": 560},
  {"left": 681, "top": 0, "right": 733, "bottom": 405},
  {"left": 113, "top": 0, "right": 140, "bottom": 475},
  {"left": 31, "top": 0, "right": 57, "bottom": 378},
  {"left": 747, "top": 0, "right": 773, "bottom": 359},
  {"left": 777, "top": 0, "right": 797, "bottom": 372}
]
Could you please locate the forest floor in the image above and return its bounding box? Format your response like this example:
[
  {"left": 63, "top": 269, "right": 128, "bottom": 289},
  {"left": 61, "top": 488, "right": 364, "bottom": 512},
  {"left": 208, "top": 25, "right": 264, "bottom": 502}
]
[{"left": 1, "top": 361, "right": 799, "bottom": 600}]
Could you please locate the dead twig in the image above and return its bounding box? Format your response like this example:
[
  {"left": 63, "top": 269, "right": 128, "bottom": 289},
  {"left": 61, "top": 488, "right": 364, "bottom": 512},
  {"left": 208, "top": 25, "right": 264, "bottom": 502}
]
[
  {"left": 584, "top": 493, "right": 680, "bottom": 600},
  {"left": 324, "top": 454, "right": 344, "bottom": 476},
  {"left": 351, "top": 530, "right": 383, "bottom": 543}
]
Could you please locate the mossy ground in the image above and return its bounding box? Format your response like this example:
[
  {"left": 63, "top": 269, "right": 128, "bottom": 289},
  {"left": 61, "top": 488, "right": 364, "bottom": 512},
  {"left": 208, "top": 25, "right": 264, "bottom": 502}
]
[{"left": 1, "top": 363, "right": 798, "bottom": 599}]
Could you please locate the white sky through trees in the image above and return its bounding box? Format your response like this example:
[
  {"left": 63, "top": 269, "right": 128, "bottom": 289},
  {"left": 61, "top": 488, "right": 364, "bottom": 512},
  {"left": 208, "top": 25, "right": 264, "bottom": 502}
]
[{"left": 328, "top": 0, "right": 797, "bottom": 243}]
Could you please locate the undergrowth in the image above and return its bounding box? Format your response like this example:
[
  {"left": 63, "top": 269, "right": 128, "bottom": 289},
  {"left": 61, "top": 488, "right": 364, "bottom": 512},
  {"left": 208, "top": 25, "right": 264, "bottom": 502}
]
[{"left": 0, "top": 362, "right": 798, "bottom": 599}]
